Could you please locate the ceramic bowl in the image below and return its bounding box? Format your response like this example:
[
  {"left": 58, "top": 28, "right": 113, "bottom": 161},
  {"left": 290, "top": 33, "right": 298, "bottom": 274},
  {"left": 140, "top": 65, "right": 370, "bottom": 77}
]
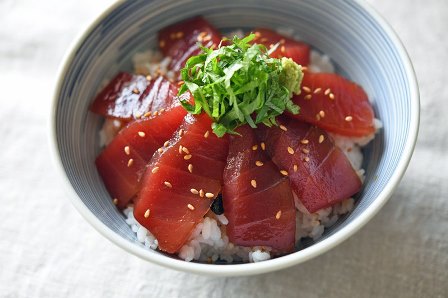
[{"left": 50, "top": 0, "right": 419, "bottom": 276}]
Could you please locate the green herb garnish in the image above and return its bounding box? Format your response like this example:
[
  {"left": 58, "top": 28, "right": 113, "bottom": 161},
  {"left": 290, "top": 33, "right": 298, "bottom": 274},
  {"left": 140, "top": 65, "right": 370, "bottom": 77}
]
[{"left": 178, "top": 34, "right": 303, "bottom": 137}]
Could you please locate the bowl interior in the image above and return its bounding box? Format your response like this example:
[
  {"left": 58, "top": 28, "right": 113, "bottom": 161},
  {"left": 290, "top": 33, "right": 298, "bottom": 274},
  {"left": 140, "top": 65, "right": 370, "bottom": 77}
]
[{"left": 53, "top": 0, "right": 418, "bottom": 274}]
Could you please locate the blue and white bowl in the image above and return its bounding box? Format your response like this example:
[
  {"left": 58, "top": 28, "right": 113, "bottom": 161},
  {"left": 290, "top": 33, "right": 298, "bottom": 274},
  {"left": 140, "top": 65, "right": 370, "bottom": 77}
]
[{"left": 50, "top": 0, "right": 419, "bottom": 276}]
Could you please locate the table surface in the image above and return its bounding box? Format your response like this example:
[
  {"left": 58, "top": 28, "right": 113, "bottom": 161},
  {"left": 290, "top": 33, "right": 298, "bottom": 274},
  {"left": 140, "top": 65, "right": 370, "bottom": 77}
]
[{"left": 1, "top": 0, "right": 447, "bottom": 297}]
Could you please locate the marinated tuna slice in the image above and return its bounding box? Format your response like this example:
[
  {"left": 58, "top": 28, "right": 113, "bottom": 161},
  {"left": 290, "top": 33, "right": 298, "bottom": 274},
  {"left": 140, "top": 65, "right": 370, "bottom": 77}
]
[
  {"left": 90, "top": 74, "right": 180, "bottom": 121},
  {"left": 223, "top": 125, "right": 296, "bottom": 253},
  {"left": 158, "top": 16, "right": 222, "bottom": 74},
  {"left": 134, "top": 75, "right": 179, "bottom": 116},
  {"left": 134, "top": 113, "right": 229, "bottom": 253},
  {"left": 252, "top": 28, "right": 310, "bottom": 66},
  {"left": 90, "top": 72, "right": 149, "bottom": 120},
  {"left": 290, "top": 72, "right": 375, "bottom": 137},
  {"left": 95, "top": 106, "right": 187, "bottom": 208},
  {"left": 257, "top": 117, "right": 362, "bottom": 213}
]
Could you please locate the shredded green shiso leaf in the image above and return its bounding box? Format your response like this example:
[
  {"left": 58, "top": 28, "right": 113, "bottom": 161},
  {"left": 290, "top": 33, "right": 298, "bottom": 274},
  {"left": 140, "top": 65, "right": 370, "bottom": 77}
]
[{"left": 178, "top": 34, "right": 303, "bottom": 137}]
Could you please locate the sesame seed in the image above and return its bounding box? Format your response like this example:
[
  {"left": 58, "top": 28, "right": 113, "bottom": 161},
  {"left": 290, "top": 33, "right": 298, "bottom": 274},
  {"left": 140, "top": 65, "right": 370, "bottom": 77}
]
[
  {"left": 146, "top": 75, "right": 152, "bottom": 81},
  {"left": 184, "top": 154, "right": 192, "bottom": 160},
  {"left": 132, "top": 88, "right": 140, "bottom": 94},
  {"left": 203, "top": 35, "right": 211, "bottom": 42},
  {"left": 281, "top": 45, "right": 286, "bottom": 53},
  {"left": 178, "top": 81, "right": 184, "bottom": 86},
  {"left": 287, "top": 147, "right": 294, "bottom": 154},
  {"left": 204, "top": 130, "right": 210, "bottom": 138},
  {"left": 163, "top": 141, "right": 170, "bottom": 147},
  {"left": 176, "top": 31, "right": 184, "bottom": 38},
  {"left": 254, "top": 31, "right": 261, "bottom": 38},
  {"left": 135, "top": 112, "right": 142, "bottom": 119},
  {"left": 143, "top": 111, "right": 151, "bottom": 118},
  {"left": 280, "top": 39, "right": 286, "bottom": 44},
  {"left": 159, "top": 108, "right": 165, "bottom": 113},
  {"left": 300, "top": 139, "right": 309, "bottom": 144},
  {"left": 304, "top": 157, "right": 310, "bottom": 162},
  {"left": 182, "top": 147, "right": 190, "bottom": 154},
  {"left": 316, "top": 114, "right": 321, "bottom": 121},
  {"left": 199, "top": 189, "right": 204, "bottom": 198},
  {"left": 153, "top": 110, "right": 158, "bottom": 116},
  {"left": 252, "top": 145, "right": 258, "bottom": 151},
  {"left": 144, "top": 209, "right": 150, "bottom": 218},
  {"left": 178, "top": 145, "right": 183, "bottom": 154},
  {"left": 124, "top": 146, "right": 130, "bottom": 155},
  {"left": 158, "top": 148, "right": 163, "bottom": 153},
  {"left": 151, "top": 167, "right": 159, "bottom": 174},
  {"left": 187, "top": 204, "right": 195, "bottom": 211},
  {"left": 319, "top": 135, "right": 325, "bottom": 143},
  {"left": 260, "top": 37, "right": 268, "bottom": 42},
  {"left": 269, "top": 44, "right": 274, "bottom": 48},
  {"left": 190, "top": 188, "right": 199, "bottom": 195},
  {"left": 302, "top": 148, "right": 310, "bottom": 154},
  {"left": 113, "top": 198, "right": 118, "bottom": 205},
  {"left": 260, "top": 142, "right": 266, "bottom": 151},
  {"left": 313, "top": 88, "right": 322, "bottom": 94},
  {"left": 324, "top": 88, "right": 331, "bottom": 95},
  {"left": 280, "top": 125, "right": 287, "bottom": 131},
  {"left": 255, "top": 161, "right": 264, "bottom": 167},
  {"left": 319, "top": 110, "right": 325, "bottom": 118},
  {"left": 280, "top": 170, "right": 288, "bottom": 176},
  {"left": 275, "top": 210, "right": 282, "bottom": 219},
  {"left": 127, "top": 159, "right": 134, "bottom": 167},
  {"left": 188, "top": 164, "right": 193, "bottom": 173},
  {"left": 304, "top": 94, "right": 313, "bottom": 100},
  {"left": 304, "top": 94, "right": 312, "bottom": 100},
  {"left": 251, "top": 179, "right": 257, "bottom": 188},
  {"left": 159, "top": 40, "right": 165, "bottom": 48},
  {"left": 179, "top": 129, "right": 184, "bottom": 136},
  {"left": 164, "top": 181, "right": 172, "bottom": 188},
  {"left": 293, "top": 164, "right": 298, "bottom": 172},
  {"left": 329, "top": 93, "right": 335, "bottom": 100},
  {"left": 302, "top": 86, "right": 311, "bottom": 93},
  {"left": 205, "top": 192, "right": 214, "bottom": 198},
  {"left": 345, "top": 116, "right": 353, "bottom": 122},
  {"left": 138, "top": 131, "right": 145, "bottom": 137}
]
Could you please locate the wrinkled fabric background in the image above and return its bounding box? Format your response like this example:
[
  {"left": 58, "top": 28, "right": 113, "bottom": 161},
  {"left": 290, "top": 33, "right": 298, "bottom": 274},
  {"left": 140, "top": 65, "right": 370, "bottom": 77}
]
[{"left": 0, "top": 0, "right": 446, "bottom": 297}]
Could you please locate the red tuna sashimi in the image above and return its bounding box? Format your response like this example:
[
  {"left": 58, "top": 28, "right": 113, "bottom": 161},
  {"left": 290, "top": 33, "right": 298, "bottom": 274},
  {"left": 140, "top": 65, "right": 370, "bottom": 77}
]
[
  {"left": 134, "top": 75, "right": 179, "bottom": 116},
  {"left": 290, "top": 72, "right": 375, "bottom": 137},
  {"left": 257, "top": 117, "right": 362, "bottom": 213},
  {"left": 95, "top": 106, "right": 187, "bottom": 208},
  {"left": 90, "top": 72, "right": 148, "bottom": 120},
  {"left": 223, "top": 125, "right": 296, "bottom": 252},
  {"left": 251, "top": 28, "right": 310, "bottom": 66},
  {"left": 90, "top": 73, "right": 180, "bottom": 121},
  {"left": 158, "top": 16, "right": 222, "bottom": 74},
  {"left": 134, "top": 113, "right": 229, "bottom": 253}
]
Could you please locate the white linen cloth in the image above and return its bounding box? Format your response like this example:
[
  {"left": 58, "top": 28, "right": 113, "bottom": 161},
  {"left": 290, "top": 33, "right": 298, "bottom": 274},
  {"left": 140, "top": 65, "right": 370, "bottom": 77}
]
[{"left": 0, "top": 0, "right": 446, "bottom": 297}]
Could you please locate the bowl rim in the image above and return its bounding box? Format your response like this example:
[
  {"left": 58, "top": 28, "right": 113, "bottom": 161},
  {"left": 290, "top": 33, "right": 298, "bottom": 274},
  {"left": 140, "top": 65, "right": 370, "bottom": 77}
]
[{"left": 49, "top": 0, "right": 420, "bottom": 276}]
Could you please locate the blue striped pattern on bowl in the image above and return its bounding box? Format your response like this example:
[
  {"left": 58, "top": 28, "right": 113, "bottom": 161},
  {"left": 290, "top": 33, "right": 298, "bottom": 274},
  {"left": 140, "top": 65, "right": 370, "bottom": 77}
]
[{"left": 51, "top": 0, "right": 419, "bottom": 275}]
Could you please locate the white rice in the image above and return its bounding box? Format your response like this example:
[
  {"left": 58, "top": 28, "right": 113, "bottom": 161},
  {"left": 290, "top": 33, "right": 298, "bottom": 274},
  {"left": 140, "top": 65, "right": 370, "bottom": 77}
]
[
  {"left": 99, "top": 32, "right": 382, "bottom": 263},
  {"left": 99, "top": 119, "right": 123, "bottom": 147}
]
